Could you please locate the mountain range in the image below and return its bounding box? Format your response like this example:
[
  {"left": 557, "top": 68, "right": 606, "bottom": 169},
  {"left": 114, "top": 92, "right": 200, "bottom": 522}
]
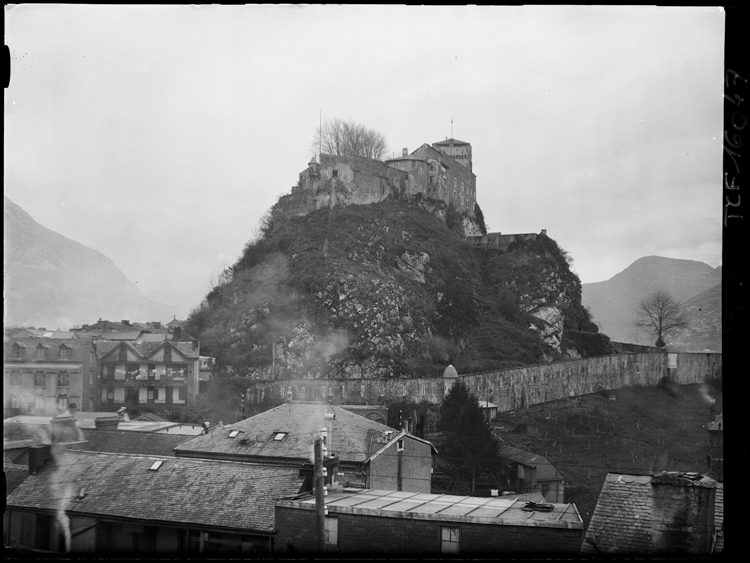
[
  {"left": 3, "top": 197, "right": 176, "bottom": 330},
  {"left": 582, "top": 256, "right": 721, "bottom": 350}
]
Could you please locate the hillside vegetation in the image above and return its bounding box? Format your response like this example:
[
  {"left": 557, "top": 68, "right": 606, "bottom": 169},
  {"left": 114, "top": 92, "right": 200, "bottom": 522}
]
[
  {"left": 186, "top": 200, "right": 608, "bottom": 379},
  {"left": 491, "top": 381, "right": 722, "bottom": 530}
]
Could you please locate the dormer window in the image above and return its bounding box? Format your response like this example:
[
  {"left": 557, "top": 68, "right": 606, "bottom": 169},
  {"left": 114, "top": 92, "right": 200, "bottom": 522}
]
[
  {"left": 12, "top": 343, "right": 24, "bottom": 360},
  {"left": 35, "top": 344, "right": 47, "bottom": 360},
  {"left": 59, "top": 345, "right": 71, "bottom": 360}
]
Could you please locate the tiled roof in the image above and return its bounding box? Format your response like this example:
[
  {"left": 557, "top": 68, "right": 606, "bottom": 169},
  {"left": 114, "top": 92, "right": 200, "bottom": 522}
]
[
  {"left": 7, "top": 450, "right": 304, "bottom": 533},
  {"left": 581, "top": 473, "right": 724, "bottom": 554},
  {"left": 3, "top": 463, "right": 30, "bottom": 495},
  {"left": 175, "top": 402, "right": 398, "bottom": 464},
  {"left": 132, "top": 413, "right": 169, "bottom": 422},
  {"left": 278, "top": 489, "right": 582, "bottom": 528},
  {"left": 67, "top": 429, "right": 191, "bottom": 456},
  {"left": 95, "top": 339, "right": 199, "bottom": 360},
  {"left": 4, "top": 337, "right": 93, "bottom": 363}
]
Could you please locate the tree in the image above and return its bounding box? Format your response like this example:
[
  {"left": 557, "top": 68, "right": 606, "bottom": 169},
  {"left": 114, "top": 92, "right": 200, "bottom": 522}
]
[
  {"left": 311, "top": 118, "right": 388, "bottom": 160},
  {"left": 636, "top": 290, "right": 688, "bottom": 348},
  {"left": 437, "top": 380, "right": 505, "bottom": 494}
]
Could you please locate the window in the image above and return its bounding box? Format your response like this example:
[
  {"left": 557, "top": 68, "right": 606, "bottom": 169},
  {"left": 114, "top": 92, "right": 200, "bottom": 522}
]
[
  {"left": 57, "top": 371, "right": 69, "bottom": 387},
  {"left": 11, "top": 371, "right": 21, "bottom": 386},
  {"left": 139, "top": 387, "right": 148, "bottom": 403},
  {"left": 113, "top": 387, "right": 126, "bottom": 404},
  {"left": 332, "top": 169, "right": 338, "bottom": 178},
  {"left": 421, "top": 384, "right": 426, "bottom": 397},
  {"left": 163, "top": 346, "right": 172, "bottom": 362},
  {"left": 273, "top": 432, "right": 287, "bottom": 441},
  {"left": 397, "top": 439, "right": 404, "bottom": 452},
  {"left": 35, "top": 397, "right": 45, "bottom": 412},
  {"left": 148, "top": 364, "right": 156, "bottom": 378},
  {"left": 118, "top": 348, "right": 127, "bottom": 362},
  {"left": 35, "top": 345, "right": 47, "bottom": 360},
  {"left": 12, "top": 343, "right": 23, "bottom": 359},
  {"left": 105, "top": 365, "right": 115, "bottom": 379},
  {"left": 154, "top": 387, "right": 165, "bottom": 404},
  {"left": 59, "top": 345, "right": 71, "bottom": 360},
  {"left": 127, "top": 364, "right": 141, "bottom": 378},
  {"left": 173, "top": 387, "right": 186, "bottom": 404},
  {"left": 35, "top": 371, "right": 46, "bottom": 387},
  {"left": 440, "top": 527, "right": 460, "bottom": 554},
  {"left": 57, "top": 395, "right": 68, "bottom": 411},
  {"left": 280, "top": 385, "right": 285, "bottom": 398},
  {"left": 148, "top": 388, "right": 155, "bottom": 401},
  {"left": 114, "top": 365, "right": 126, "bottom": 380},
  {"left": 324, "top": 517, "right": 338, "bottom": 546},
  {"left": 361, "top": 385, "right": 365, "bottom": 398}
]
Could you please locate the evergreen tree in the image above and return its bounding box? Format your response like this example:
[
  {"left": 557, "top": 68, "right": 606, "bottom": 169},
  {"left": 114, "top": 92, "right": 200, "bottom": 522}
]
[{"left": 438, "top": 380, "right": 505, "bottom": 494}]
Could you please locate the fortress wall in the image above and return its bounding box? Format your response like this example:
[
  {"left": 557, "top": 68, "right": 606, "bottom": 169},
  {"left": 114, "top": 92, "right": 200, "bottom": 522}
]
[
  {"left": 245, "top": 352, "right": 721, "bottom": 414},
  {"left": 467, "top": 232, "right": 539, "bottom": 251}
]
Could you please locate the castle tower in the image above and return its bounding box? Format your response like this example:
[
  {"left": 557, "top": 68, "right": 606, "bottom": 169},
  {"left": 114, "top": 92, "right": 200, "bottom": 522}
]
[{"left": 431, "top": 138, "right": 472, "bottom": 172}]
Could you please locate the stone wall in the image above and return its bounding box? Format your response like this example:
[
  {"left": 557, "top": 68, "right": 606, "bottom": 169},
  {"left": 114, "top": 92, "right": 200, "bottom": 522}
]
[
  {"left": 467, "top": 232, "right": 541, "bottom": 252},
  {"left": 246, "top": 353, "right": 722, "bottom": 415}
]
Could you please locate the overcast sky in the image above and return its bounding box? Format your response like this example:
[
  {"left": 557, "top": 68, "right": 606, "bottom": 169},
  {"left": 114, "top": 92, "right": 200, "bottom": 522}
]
[{"left": 4, "top": 5, "right": 725, "bottom": 317}]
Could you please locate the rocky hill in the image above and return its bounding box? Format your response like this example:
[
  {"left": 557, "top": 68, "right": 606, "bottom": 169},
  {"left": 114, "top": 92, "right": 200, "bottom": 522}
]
[
  {"left": 3, "top": 196, "right": 175, "bottom": 329},
  {"left": 582, "top": 256, "right": 721, "bottom": 344},
  {"left": 185, "top": 198, "right": 609, "bottom": 379}
]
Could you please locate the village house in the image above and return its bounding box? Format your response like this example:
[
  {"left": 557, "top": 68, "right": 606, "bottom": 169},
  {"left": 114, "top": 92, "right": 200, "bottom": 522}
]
[
  {"left": 581, "top": 471, "right": 723, "bottom": 555},
  {"left": 94, "top": 339, "right": 200, "bottom": 414},
  {"left": 174, "top": 401, "right": 437, "bottom": 493},
  {"left": 3, "top": 337, "right": 97, "bottom": 416},
  {"left": 499, "top": 445, "right": 565, "bottom": 503},
  {"left": 4, "top": 448, "right": 306, "bottom": 554},
  {"left": 274, "top": 488, "right": 583, "bottom": 554}
]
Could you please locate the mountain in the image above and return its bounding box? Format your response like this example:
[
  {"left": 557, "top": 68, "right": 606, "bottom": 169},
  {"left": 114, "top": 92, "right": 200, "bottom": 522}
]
[
  {"left": 582, "top": 256, "right": 721, "bottom": 345},
  {"left": 3, "top": 196, "right": 175, "bottom": 329},
  {"left": 185, "top": 199, "right": 610, "bottom": 379},
  {"left": 670, "top": 283, "right": 722, "bottom": 351}
]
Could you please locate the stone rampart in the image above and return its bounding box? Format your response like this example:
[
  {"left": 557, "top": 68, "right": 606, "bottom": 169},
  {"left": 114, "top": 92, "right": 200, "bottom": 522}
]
[
  {"left": 467, "top": 232, "right": 541, "bottom": 252},
  {"left": 245, "top": 352, "right": 721, "bottom": 413}
]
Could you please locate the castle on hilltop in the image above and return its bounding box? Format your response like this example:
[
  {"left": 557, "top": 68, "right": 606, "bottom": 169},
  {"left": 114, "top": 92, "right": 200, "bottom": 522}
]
[{"left": 293, "top": 138, "right": 477, "bottom": 218}]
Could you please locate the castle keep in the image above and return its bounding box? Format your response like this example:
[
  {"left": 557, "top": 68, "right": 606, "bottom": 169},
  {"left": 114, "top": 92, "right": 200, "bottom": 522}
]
[{"left": 292, "top": 138, "right": 477, "bottom": 218}]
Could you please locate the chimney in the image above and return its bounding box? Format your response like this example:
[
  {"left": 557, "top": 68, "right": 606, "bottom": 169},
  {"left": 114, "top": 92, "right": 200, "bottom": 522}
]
[
  {"left": 286, "top": 390, "right": 293, "bottom": 402},
  {"left": 67, "top": 403, "right": 78, "bottom": 417},
  {"left": 117, "top": 407, "right": 128, "bottom": 421},
  {"left": 650, "top": 471, "right": 716, "bottom": 554},
  {"left": 121, "top": 320, "right": 130, "bottom": 326},
  {"left": 402, "top": 148, "right": 408, "bottom": 156},
  {"left": 94, "top": 416, "right": 119, "bottom": 431},
  {"left": 28, "top": 444, "right": 53, "bottom": 475},
  {"left": 541, "top": 229, "right": 547, "bottom": 236},
  {"left": 50, "top": 413, "right": 79, "bottom": 443}
]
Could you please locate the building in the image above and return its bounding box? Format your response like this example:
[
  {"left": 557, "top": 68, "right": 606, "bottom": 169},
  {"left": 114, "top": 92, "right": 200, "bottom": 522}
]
[
  {"left": 287, "top": 138, "right": 478, "bottom": 229},
  {"left": 499, "top": 445, "right": 565, "bottom": 503},
  {"left": 174, "top": 401, "right": 437, "bottom": 492},
  {"left": 706, "top": 411, "right": 723, "bottom": 482},
  {"left": 581, "top": 472, "right": 723, "bottom": 555},
  {"left": 4, "top": 448, "right": 306, "bottom": 554},
  {"left": 275, "top": 488, "right": 583, "bottom": 554},
  {"left": 3, "top": 337, "right": 97, "bottom": 416},
  {"left": 94, "top": 339, "right": 200, "bottom": 414}
]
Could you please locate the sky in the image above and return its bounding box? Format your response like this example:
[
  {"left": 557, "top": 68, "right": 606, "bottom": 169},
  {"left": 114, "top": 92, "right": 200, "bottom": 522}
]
[{"left": 4, "top": 5, "right": 725, "bottom": 318}]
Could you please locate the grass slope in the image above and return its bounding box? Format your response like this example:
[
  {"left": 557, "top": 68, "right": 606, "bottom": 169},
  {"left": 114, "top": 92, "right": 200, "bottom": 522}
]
[{"left": 491, "top": 382, "right": 722, "bottom": 530}]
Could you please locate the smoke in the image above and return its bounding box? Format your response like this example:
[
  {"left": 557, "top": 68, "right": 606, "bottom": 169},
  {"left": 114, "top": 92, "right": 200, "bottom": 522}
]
[
  {"left": 49, "top": 447, "right": 73, "bottom": 552},
  {"left": 698, "top": 384, "right": 716, "bottom": 405},
  {"left": 311, "top": 329, "right": 350, "bottom": 361}
]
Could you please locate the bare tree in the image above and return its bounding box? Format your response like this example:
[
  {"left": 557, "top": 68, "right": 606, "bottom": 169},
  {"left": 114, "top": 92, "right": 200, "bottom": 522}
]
[
  {"left": 635, "top": 290, "right": 688, "bottom": 348},
  {"left": 311, "top": 118, "right": 388, "bottom": 160}
]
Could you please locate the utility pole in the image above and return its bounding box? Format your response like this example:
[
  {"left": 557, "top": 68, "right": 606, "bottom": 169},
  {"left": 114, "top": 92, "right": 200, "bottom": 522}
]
[{"left": 314, "top": 436, "right": 326, "bottom": 553}]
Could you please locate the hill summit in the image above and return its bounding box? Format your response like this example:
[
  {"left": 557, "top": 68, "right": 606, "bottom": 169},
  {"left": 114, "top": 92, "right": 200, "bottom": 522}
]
[{"left": 186, "top": 199, "right": 609, "bottom": 379}]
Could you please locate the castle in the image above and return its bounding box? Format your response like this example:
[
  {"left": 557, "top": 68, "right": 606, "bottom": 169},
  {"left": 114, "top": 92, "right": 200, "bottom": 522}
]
[{"left": 293, "top": 138, "right": 478, "bottom": 218}]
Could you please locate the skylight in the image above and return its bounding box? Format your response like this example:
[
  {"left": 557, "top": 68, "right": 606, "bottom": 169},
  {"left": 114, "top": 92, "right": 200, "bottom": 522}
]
[
  {"left": 229, "top": 430, "right": 240, "bottom": 438},
  {"left": 273, "top": 432, "right": 288, "bottom": 441},
  {"left": 149, "top": 460, "right": 164, "bottom": 471}
]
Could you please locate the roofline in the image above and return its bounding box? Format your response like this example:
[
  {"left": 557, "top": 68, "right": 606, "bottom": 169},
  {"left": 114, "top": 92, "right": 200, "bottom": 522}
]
[
  {"left": 5, "top": 505, "right": 276, "bottom": 536},
  {"left": 367, "top": 431, "right": 438, "bottom": 463}
]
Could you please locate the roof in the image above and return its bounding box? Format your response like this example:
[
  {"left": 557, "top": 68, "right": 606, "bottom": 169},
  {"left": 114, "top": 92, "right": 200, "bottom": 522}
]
[
  {"left": 132, "top": 412, "right": 169, "bottom": 423},
  {"left": 707, "top": 413, "right": 723, "bottom": 431},
  {"left": 478, "top": 400, "right": 498, "bottom": 409},
  {"left": 3, "top": 463, "right": 29, "bottom": 495},
  {"left": 174, "top": 402, "right": 402, "bottom": 464},
  {"left": 432, "top": 138, "right": 470, "bottom": 146},
  {"left": 4, "top": 337, "right": 93, "bottom": 363},
  {"left": 366, "top": 430, "right": 438, "bottom": 462},
  {"left": 67, "top": 429, "right": 191, "bottom": 456},
  {"left": 500, "top": 446, "right": 564, "bottom": 482},
  {"left": 95, "top": 339, "right": 199, "bottom": 360},
  {"left": 581, "top": 473, "right": 724, "bottom": 554},
  {"left": 7, "top": 450, "right": 305, "bottom": 533},
  {"left": 278, "top": 489, "right": 582, "bottom": 529}
]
